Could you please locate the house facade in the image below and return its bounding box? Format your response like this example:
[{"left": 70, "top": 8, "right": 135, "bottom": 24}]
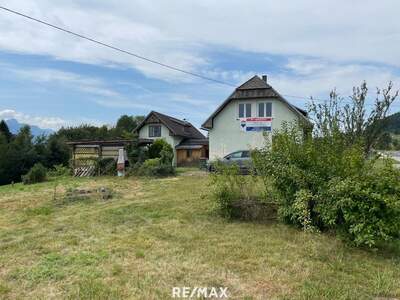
[
  {"left": 135, "top": 111, "right": 208, "bottom": 166},
  {"left": 202, "top": 75, "right": 309, "bottom": 160}
]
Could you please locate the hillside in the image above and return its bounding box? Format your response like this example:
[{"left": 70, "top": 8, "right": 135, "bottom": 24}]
[
  {"left": 381, "top": 112, "right": 400, "bottom": 134},
  {"left": 0, "top": 171, "right": 399, "bottom": 299}
]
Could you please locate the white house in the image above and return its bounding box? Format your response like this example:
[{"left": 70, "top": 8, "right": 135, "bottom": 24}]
[
  {"left": 202, "top": 75, "right": 309, "bottom": 160},
  {"left": 135, "top": 111, "right": 208, "bottom": 166}
]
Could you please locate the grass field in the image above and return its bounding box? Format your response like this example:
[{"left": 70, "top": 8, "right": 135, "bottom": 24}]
[{"left": 0, "top": 170, "right": 400, "bottom": 299}]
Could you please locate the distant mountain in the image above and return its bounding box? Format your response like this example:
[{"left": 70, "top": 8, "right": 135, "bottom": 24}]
[{"left": 5, "top": 119, "right": 54, "bottom": 137}]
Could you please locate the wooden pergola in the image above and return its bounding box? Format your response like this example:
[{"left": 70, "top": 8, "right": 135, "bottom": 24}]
[{"left": 66, "top": 140, "right": 132, "bottom": 176}]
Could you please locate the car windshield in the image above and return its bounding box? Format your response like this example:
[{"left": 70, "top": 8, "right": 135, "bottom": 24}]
[
  {"left": 225, "top": 151, "right": 247, "bottom": 159},
  {"left": 242, "top": 151, "right": 250, "bottom": 158}
]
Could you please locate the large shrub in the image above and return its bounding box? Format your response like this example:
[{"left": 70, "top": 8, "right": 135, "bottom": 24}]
[
  {"left": 22, "top": 163, "right": 47, "bottom": 184},
  {"left": 210, "top": 163, "right": 245, "bottom": 217},
  {"left": 129, "top": 139, "right": 175, "bottom": 177},
  {"left": 322, "top": 163, "right": 400, "bottom": 246},
  {"left": 209, "top": 162, "right": 274, "bottom": 220},
  {"left": 136, "top": 158, "right": 175, "bottom": 177},
  {"left": 47, "top": 164, "right": 70, "bottom": 177},
  {"left": 252, "top": 124, "right": 400, "bottom": 246},
  {"left": 148, "top": 139, "right": 169, "bottom": 159},
  {"left": 159, "top": 142, "right": 174, "bottom": 165}
]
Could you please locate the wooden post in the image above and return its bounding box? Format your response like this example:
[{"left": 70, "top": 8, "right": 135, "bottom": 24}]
[
  {"left": 98, "top": 145, "right": 102, "bottom": 176},
  {"left": 72, "top": 145, "right": 75, "bottom": 173}
]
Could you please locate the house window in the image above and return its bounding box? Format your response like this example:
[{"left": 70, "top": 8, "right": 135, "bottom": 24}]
[
  {"left": 258, "top": 103, "right": 264, "bottom": 117},
  {"left": 239, "top": 103, "right": 252, "bottom": 118},
  {"left": 186, "top": 149, "right": 192, "bottom": 158},
  {"left": 149, "top": 125, "right": 161, "bottom": 137},
  {"left": 258, "top": 102, "right": 272, "bottom": 117}
]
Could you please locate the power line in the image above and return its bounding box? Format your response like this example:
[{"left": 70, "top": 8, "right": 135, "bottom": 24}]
[
  {"left": 0, "top": 5, "right": 397, "bottom": 107},
  {"left": 0, "top": 5, "right": 236, "bottom": 88}
]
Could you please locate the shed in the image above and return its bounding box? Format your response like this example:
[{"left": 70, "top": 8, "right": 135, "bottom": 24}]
[{"left": 67, "top": 140, "right": 131, "bottom": 176}]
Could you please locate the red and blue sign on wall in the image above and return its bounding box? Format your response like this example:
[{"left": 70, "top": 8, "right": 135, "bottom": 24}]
[{"left": 240, "top": 117, "right": 272, "bottom": 132}]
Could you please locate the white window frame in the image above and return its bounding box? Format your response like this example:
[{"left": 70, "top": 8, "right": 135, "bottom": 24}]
[
  {"left": 238, "top": 102, "right": 252, "bottom": 118},
  {"left": 257, "top": 101, "right": 272, "bottom": 118},
  {"left": 148, "top": 124, "right": 161, "bottom": 137}
]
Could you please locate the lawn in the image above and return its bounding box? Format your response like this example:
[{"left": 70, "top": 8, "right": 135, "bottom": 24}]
[{"left": 0, "top": 170, "right": 399, "bottom": 299}]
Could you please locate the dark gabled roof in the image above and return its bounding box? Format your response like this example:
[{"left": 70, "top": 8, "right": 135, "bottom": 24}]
[
  {"left": 201, "top": 75, "right": 310, "bottom": 130},
  {"left": 178, "top": 138, "right": 209, "bottom": 146},
  {"left": 237, "top": 75, "right": 272, "bottom": 90},
  {"left": 176, "top": 138, "right": 208, "bottom": 150},
  {"left": 135, "top": 111, "right": 205, "bottom": 139}
]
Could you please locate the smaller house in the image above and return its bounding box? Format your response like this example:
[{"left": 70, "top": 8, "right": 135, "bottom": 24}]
[
  {"left": 67, "top": 140, "right": 131, "bottom": 176},
  {"left": 135, "top": 111, "right": 208, "bottom": 167}
]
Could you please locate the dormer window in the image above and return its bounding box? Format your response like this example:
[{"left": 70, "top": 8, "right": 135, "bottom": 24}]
[
  {"left": 149, "top": 125, "right": 161, "bottom": 137},
  {"left": 258, "top": 102, "right": 272, "bottom": 117},
  {"left": 239, "top": 103, "right": 252, "bottom": 118}
]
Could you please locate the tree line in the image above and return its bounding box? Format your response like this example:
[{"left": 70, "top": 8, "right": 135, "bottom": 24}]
[{"left": 0, "top": 115, "right": 144, "bottom": 186}]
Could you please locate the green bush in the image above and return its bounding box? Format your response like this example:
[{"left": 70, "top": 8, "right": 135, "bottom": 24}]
[
  {"left": 148, "top": 139, "right": 169, "bottom": 159},
  {"left": 210, "top": 163, "right": 243, "bottom": 217},
  {"left": 210, "top": 162, "right": 270, "bottom": 219},
  {"left": 252, "top": 123, "right": 400, "bottom": 246},
  {"left": 129, "top": 139, "right": 175, "bottom": 177},
  {"left": 22, "top": 163, "right": 47, "bottom": 185},
  {"left": 142, "top": 158, "right": 160, "bottom": 168},
  {"left": 136, "top": 158, "right": 175, "bottom": 177},
  {"left": 322, "top": 163, "right": 400, "bottom": 246},
  {"left": 47, "top": 164, "right": 70, "bottom": 177},
  {"left": 160, "top": 143, "right": 174, "bottom": 165}
]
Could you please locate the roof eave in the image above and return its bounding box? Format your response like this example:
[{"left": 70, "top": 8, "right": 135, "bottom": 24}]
[
  {"left": 133, "top": 110, "right": 156, "bottom": 133},
  {"left": 133, "top": 111, "right": 177, "bottom": 135},
  {"left": 269, "top": 87, "right": 312, "bottom": 125}
]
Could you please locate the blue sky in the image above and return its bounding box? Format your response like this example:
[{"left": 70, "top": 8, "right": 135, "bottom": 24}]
[{"left": 0, "top": 0, "right": 400, "bottom": 130}]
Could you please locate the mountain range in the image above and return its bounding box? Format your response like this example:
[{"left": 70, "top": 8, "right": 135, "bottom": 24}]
[{"left": 5, "top": 119, "right": 54, "bottom": 137}]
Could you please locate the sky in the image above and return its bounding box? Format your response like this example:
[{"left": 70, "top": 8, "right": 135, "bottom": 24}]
[{"left": 0, "top": 0, "right": 400, "bottom": 130}]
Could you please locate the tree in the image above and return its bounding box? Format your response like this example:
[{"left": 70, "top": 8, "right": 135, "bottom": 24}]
[
  {"left": 46, "top": 136, "right": 70, "bottom": 167},
  {"left": 0, "top": 125, "right": 37, "bottom": 185},
  {"left": 116, "top": 115, "right": 145, "bottom": 138},
  {"left": 0, "top": 120, "right": 12, "bottom": 142},
  {"left": 116, "top": 115, "right": 136, "bottom": 132},
  {"left": 0, "top": 134, "right": 10, "bottom": 184},
  {"left": 308, "top": 81, "right": 399, "bottom": 155}
]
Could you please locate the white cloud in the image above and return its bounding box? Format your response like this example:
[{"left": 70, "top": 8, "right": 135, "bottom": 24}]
[
  {"left": 0, "top": 0, "right": 399, "bottom": 83},
  {"left": 1, "top": 1, "right": 400, "bottom": 126},
  {"left": 7, "top": 67, "right": 120, "bottom": 98},
  {"left": 0, "top": 108, "right": 107, "bottom": 130},
  {"left": 0, "top": 109, "right": 68, "bottom": 129},
  {"left": 281, "top": 58, "right": 400, "bottom": 96},
  {"left": 92, "top": 92, "right": 212, "bottom": 110},
  {"left": 92, "top": 99, "right": 154, "bottom": 110},
  {"left": 267, "top": 57, "right": 400, "bottom": 113}
]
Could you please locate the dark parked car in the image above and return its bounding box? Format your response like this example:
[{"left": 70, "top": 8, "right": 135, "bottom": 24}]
[{"left": 207, "top": 150, "right": 253, "bottom": 174}]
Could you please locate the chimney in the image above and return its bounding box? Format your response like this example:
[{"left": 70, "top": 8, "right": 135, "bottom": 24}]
[{"left": 262, "top": 75, "right": 267, "bottom": 82}]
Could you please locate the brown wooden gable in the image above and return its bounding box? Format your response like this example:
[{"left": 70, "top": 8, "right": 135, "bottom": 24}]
[
  {"left": 134, "top": 111, "right": 205, "bottom": 139},
  {"left": 147, "top": 114, "right": 160, "bottom": 124}
]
